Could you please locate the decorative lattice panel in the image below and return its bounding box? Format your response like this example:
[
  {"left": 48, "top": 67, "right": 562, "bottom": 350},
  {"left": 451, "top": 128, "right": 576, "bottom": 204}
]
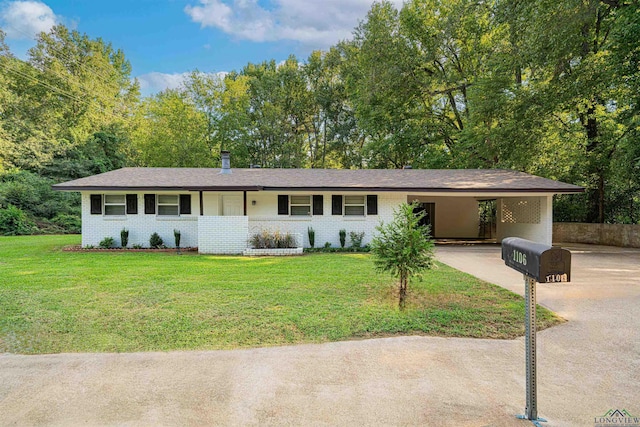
[{"left": 501, "top": 198, "right": 541, "bottom": 224}]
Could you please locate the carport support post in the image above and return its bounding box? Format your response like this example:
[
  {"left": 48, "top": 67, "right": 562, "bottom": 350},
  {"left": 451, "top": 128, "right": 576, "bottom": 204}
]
[{"left": 517, "top": 274, "right": 546, "bottom": 425}]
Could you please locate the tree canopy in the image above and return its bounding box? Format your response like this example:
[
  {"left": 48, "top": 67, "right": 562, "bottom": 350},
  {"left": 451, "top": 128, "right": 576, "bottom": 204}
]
[{"left": 1, "top": 0, "right": 639, "bottom": 233}]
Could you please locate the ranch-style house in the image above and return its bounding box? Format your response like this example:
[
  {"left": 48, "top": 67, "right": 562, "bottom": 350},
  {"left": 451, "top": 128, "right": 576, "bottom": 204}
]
[{"left": 53, "top": 152, "right": 583, "bottom": 254}]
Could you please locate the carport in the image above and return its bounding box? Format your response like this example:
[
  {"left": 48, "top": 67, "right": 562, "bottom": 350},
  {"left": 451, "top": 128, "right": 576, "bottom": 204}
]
[{"left": 409, "top": 193, "right": 561, "bottom": 245}]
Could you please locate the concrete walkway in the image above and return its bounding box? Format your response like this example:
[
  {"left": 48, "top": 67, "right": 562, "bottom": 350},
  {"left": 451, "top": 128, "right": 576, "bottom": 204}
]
[{"left": 1, "top": 244, "right": 638, "bottom": 426}]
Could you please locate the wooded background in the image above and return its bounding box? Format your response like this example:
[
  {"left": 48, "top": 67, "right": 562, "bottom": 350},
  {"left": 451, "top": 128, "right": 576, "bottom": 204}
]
[{"left": 0, "top": 0, "right": 638, "bottom": 234}]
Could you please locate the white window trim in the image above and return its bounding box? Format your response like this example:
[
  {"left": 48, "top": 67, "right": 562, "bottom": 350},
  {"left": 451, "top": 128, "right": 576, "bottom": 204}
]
[
  {"left": 344, "top": 195, "right": 366, "bottom": 217},
  {"left": 290, "top": 195, "right": 311, "bottom": 216},
  {"left": 157, "top": 194, "right": 180, "bottom": 216},
  {"left": 104, "top": 194, "right": 126, "bottom": 216}
]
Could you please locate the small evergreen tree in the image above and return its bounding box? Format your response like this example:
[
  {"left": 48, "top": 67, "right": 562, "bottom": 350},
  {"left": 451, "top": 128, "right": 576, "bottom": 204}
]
[{"left": 370, "top": 202, "right": 435, "bottom": 309}]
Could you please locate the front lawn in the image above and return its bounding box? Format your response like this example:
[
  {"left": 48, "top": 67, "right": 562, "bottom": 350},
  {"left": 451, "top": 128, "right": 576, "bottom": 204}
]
[{"left": 0, "top": 235, "right": 562, "bottom": 354}]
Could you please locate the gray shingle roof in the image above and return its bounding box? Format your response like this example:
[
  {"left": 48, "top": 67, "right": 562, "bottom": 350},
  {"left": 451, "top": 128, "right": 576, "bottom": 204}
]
[{"left": 52, "top": 168, "right": 584, "bottom": 194}]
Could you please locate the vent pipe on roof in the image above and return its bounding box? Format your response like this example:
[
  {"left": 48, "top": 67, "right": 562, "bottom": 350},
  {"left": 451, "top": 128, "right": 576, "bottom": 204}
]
[{"left": 220, "top": 151, "right": 231, "bottom": 174}]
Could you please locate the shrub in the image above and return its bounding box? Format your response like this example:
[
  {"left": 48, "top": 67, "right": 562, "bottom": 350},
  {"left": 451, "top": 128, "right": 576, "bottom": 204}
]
[
  {"left": 324, "top": 242, "right": 331, "bottom": 248},
  {"left": 371, "top": 202, "right": 435, "bottom": 309},
  {"left": 149, "top": 232, "right": 163, "bottom": 248},
  {"left": 51, "top": 214, "right": 81, "bottom": 234},
  {"left": 174, "top": 229, "right": 181, "bottom": 250},
  {"left": 250, "top": 229, "right": 297, "bottom": 249},
  {"left": 0, "top": 170, "right": 79, "bottom": 219},
  {"left": 307, "top": 227, "right": 315, "bottom": 248},
  {"left": 99, "top": 237, "right": 115, "bottom": 249},
  {"left": 120, "top": 228, "right": 129, "bottom": 248},
  {"left": 349, "top": 231, "right": 365, "bottom": 248},
  {"left": 339, "top": 229, "right": 346, "bottom": 248},
  {"left": 132, "top": 244, "right": 144, "bottom": 249},
  {"left": 0, "top": 205, "right": 36, "bottom": 235}
]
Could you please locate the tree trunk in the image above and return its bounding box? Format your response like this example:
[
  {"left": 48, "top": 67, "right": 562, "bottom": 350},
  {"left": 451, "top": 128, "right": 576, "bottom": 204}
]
[{"left": 399, "top": 272, "right": 407, "bottom": 310}]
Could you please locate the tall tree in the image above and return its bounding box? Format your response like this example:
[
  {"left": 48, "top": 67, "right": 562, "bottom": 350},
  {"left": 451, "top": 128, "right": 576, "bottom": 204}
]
[{"left": 131, "top": 89, "right": 212, "bottom": 167}]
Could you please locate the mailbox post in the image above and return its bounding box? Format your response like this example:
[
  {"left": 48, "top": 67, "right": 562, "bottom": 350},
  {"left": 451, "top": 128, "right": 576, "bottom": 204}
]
[{"left": 501, "top": 238, "right": 571, "bottom": 427}]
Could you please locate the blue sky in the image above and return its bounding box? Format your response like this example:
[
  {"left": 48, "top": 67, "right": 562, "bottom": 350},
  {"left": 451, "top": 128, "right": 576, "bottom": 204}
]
[{"left": 0, "top": 0, "right": 403, "bottom": 95}]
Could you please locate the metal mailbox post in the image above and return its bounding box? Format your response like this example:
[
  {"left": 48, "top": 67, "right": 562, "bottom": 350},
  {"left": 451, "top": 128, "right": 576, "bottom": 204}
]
[{"left": 501, "top": 238, "right": 571, "bottom": 427}]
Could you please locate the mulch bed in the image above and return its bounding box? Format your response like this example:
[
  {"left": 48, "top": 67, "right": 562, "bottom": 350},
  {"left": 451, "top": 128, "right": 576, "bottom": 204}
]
[{"left": 63, "top": 245, "right": 198, "bottom": 253}]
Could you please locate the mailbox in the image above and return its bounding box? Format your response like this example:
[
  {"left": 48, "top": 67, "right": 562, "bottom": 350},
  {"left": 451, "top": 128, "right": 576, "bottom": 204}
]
[{"left": 501, "top": 237, "right": 571, "bottom": 283}]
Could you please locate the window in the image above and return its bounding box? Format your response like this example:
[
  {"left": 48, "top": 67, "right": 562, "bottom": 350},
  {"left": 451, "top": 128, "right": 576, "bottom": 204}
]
[
  {"left": 279, "top": 195, "right": 322, "bottom": 216},
  {"left": 157, "top": 195, "right": 179, "bottom": 216},
  {"left": 104, "top": 194, "right": 126, "bottom": 215},
  {"left": 344, "top": 195, "right": 365, "bottom": 216},
  {"left": 290, "top": 195, "right": 311, "bottom": 216}
]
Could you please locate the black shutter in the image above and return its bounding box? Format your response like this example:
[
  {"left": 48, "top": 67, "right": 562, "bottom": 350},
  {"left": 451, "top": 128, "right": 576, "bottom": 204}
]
[
  {"left": 144, "top": 194, "right": 156, "bottom": 214},
  {"left": 126, "top": 194, "right": 138, "bottom": 214},
  {"left": 90, "top": 194, "right": 102, "bottom": 215},
  {"left": 367, "top": 195, "right": 378, "bottom": 215},
  {"left": 179, "top": 194, "right": 191, "bottom": 214},
  {"left": 278, "top": 195, "right": 289, "bottom": 215},
  {"left": 313, "top": 195, "right": 323, "bottom": 215},
  {"left": 332, "top": 195, "right": 342, "bottom": 215}
]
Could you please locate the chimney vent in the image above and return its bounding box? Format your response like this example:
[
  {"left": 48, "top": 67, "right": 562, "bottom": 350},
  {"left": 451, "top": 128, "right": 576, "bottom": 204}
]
[{"left": 220, "top": 151, "right": 231, "bottom": 174}]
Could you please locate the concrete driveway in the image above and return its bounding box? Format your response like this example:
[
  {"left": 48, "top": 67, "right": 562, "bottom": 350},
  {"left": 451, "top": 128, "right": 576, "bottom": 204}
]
[{"left": 0, "top": 244, "right": 638, "bottom": 426}]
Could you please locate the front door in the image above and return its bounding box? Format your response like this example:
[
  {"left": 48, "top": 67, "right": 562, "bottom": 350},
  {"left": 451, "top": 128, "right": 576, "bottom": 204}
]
[
  {"left": 413, "top": 202, "right": 435, "bottom": 237},
  {"left": 222, "top": 195, "right": 243, "bottom": 216}
]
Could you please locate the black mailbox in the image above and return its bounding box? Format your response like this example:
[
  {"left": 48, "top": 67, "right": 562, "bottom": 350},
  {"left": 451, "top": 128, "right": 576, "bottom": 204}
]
[{"left": 501, "top": 237, "right": 571, "bottom": 283}]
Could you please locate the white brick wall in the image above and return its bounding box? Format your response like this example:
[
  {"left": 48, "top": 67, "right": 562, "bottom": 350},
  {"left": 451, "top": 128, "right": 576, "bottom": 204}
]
[
  {"left": 198, "top": 216, "right": 248, "bottom": 254},
  {"left": 247, "top": 192, "right": 406, "bottom": 248},
  {"left": 81, "top": 192, "right": 198, "bottom": 248}
]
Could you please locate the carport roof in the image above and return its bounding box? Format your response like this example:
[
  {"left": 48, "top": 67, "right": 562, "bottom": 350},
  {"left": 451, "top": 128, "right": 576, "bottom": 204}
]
[{"left": 53, "top": 168, "right": 584, "bottom": 194}]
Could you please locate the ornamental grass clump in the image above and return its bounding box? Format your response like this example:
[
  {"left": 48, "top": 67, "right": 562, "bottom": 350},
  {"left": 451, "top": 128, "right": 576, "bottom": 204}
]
[{"left": 250, "top": 229, "right": 297, "bottom": 249}]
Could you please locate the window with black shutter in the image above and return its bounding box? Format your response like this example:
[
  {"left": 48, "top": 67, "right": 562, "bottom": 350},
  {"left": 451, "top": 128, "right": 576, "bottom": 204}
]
[
  {"left": 179, "top": 194, "right": 191, "bottom": 214},
  {"left": 126, "top": 194, "right": 138, "bottom": 214},
  {"left": 367, "top": 195, "right": 378, "bottom": 215},
  {"left": 90, "top": 194, "right": 102, "bottom": 215},
  {"left": 332, "top": 195, "right": 342, "bottom": 215},
  {"left": 313, "top": 195, "right": 323, "bottom": 215},
  {"left": 278, "top": 195, "right": 288, "bottom": 215},
  {"left": 144, "top": 194, "right": 156, "bottom": 214}
]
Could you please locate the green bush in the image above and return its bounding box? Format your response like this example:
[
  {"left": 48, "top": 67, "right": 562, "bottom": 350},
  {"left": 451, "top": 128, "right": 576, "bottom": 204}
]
[
  {"left": 339, "top": 229, "right": 346, "bottom": 248},
  {"left": 51, "top": 214, "right": 81, "bottom": 234},
  {"left": 349, "top": 231, "right": 365, "bottom": 248},
  {"left": 174, "top": 229, "right": 181, "bottom": 248},
  {"left": 99, "top": 237, "right": 115, "bottom": 249},
  {"left": 0, "top": 170, "right": 79, "bottom": 220},
  {"left": 0, "top": 205, "right": 36, "bottom": 235},
  {"left": 307, "top": 226, "right": 315, "bottom": 248},
  {"left": 149, "top": 232, "right": 163, "bottom": 248},
  {"left": 121, "top": 228, "right": 129, "bottom": 248}
]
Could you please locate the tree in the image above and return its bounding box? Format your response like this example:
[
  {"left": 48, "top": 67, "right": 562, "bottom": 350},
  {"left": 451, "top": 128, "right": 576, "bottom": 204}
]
[
  {"left": 131, "top": 89, "right": 213, "bottom": 167},
  {"left": 370, "top": 202, "right": 435, "bottom": 309}
]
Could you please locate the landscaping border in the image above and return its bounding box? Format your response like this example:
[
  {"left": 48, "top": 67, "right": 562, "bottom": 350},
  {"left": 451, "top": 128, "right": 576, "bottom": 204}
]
[{"left": 63, "top": 245, "right": 198, "bottom": 252}]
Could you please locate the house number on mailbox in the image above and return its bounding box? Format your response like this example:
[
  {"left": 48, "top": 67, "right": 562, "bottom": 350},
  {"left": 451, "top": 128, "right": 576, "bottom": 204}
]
[{"left": 513, "top": 249, "right": 527, "bottom": 266}]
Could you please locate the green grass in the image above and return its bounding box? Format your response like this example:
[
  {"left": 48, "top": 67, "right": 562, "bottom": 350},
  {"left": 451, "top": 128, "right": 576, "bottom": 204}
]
[{"left": 0, "top": 235, "right": 563, "bottom": 354}]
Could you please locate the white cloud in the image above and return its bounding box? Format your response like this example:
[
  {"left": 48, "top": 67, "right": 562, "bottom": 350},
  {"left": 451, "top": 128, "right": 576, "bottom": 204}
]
[
  {"left": 137, "top": 71, "right": 228, "bottom": 95},
  {"left": 138, "top": 72, "right": 190, "bottom": 93},
  {"left": 0, "top": 1, "right": 58, "bottom": 39},
  {"left": 184, "top": 0, "right": 405, "bottom": 48}
]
